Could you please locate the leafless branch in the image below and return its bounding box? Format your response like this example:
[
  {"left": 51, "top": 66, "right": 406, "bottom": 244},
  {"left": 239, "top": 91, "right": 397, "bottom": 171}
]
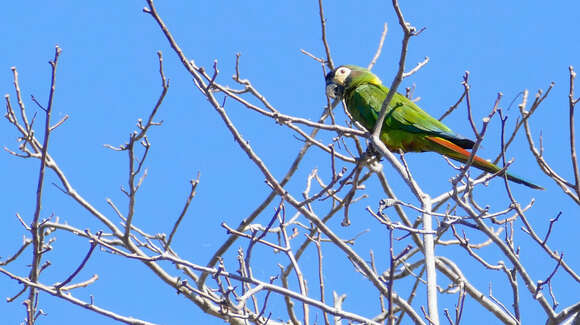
[
  {"left": 568, "top": 66, "right": 580, "bottom": 196},
  {"left": 55, "top": 231, "right": 101, "bottom": 290},
  {"left": 0, "top": 267, "right": 158, "bottom": 325},
  {"left": 26, "top": 45, "right": 62, "bottom": 325},
  {"left": 368, "top": 23, "right": 388, "bottom": 70},
  {"left": 317, "top": 0, "right": 334, "bottom": 69},
  {"left": 165, "top": 174, "right": 200, "bottom": 250}
]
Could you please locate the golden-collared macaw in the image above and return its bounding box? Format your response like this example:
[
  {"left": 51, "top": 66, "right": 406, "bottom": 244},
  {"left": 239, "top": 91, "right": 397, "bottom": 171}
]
[{"left": 325, "top": 64, "right": 542, "bottom": 190}]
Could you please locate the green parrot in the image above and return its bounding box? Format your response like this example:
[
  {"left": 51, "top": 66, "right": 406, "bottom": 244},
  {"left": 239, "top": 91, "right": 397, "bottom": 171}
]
[{"left": 325, "top": 65, "right": 543, "bottom": 190}]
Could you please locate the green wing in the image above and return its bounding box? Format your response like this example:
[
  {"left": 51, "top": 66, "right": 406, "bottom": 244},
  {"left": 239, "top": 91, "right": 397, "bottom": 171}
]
[{"left": 346, "top": 83, "right": 474, "bottom": 149}]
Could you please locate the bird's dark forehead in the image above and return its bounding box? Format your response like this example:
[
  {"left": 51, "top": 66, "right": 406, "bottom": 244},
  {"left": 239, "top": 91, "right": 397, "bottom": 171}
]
[{"left": 325, "top": 70, "right": 335, "bottom": 81}]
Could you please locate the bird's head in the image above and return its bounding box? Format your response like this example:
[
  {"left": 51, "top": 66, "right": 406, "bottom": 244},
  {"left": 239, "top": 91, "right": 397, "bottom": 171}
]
[{"left": 325, "top": 65, "right": 381, "bottom": 99}]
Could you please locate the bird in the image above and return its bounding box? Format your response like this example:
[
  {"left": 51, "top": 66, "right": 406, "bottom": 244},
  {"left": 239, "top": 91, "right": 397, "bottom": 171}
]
[{"left": 325, "top": 64, "right": 543, "bottom": 190}]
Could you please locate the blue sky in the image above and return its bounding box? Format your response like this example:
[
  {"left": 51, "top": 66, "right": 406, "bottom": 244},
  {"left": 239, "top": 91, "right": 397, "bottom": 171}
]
[{"left": 2, "top": 1, "right": 580, "bottom": 324}]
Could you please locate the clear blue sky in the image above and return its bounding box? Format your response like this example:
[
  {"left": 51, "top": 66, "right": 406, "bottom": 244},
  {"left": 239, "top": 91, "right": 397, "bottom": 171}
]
[{"left": 2, "top": 1, "right": 579, "bottom": 324}]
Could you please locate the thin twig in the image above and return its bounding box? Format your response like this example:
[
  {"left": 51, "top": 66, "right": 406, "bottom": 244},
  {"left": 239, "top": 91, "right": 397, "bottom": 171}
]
[
  {"left": 0, "top": 267, "right": 159, "bottom": 325},
  {"left": 439, "top": 85, "right": 467, "bottom": 121},
  {"left": 568, "top": 66, "right": 580, "bottom": 196},
  {"left": 27, "top": 45, "right": 62, "bottom": 325},
  {"left": 166, "top": 174, "right": 200, "bottom": 250},
  {"left": 371, "top": 0, "right": 417, "bottom": 141},
  {"left": 368, "top": 23, "right": 388, "bottom": 70},
  {"left": 55, "top": 231, "right": 101, "bottom": 290},
  {"left": 403, "top": 57, "right": 430, "bottom": 78},
  {"left": 317, "top": 0, "right": 334, "bottom": 69}
]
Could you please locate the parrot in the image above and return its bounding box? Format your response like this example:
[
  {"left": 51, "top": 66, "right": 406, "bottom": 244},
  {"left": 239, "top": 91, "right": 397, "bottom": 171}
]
[{"left": 325, "top": 64, "right": 543, "bottom": 190}]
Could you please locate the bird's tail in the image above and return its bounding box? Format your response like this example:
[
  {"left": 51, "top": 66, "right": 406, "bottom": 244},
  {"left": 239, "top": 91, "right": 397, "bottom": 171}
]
[{"left": 426, "top": 136, "right": 543, "bottom": 190}]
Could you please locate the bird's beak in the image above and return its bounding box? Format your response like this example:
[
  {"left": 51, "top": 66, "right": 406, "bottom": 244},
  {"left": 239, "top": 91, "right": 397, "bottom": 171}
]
[
  {"left": 325, "top": 71, "right": 344, "bottom": 99},
  {"left": 325, "top": 82, "right": 343, "bottom": 99}
]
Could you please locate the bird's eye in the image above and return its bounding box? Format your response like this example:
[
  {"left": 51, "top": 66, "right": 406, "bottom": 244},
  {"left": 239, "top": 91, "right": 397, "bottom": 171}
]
[{"left": 339, "top": 69, "right": 345, "bottom": 75}]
